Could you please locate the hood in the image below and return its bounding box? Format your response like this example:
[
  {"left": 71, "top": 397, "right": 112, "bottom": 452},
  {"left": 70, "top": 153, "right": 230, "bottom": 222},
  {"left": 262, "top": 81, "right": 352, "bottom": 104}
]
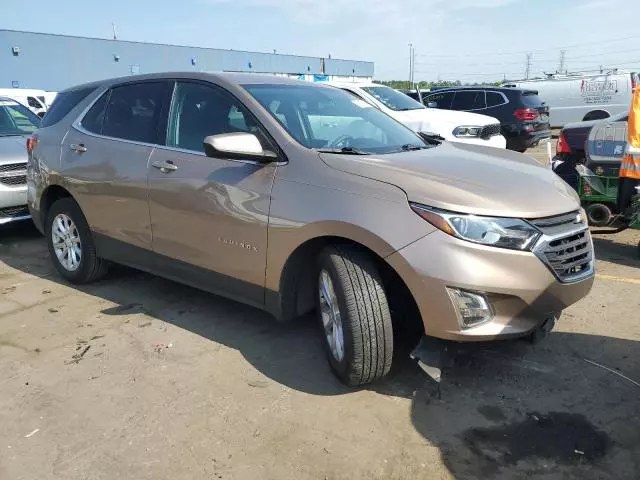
[
  {"left": 319, "top": 142, "right": 579, "bottom": 219},
  {"left": 391, "top": 108, "right": 500, "bottom": 140},
  {"left": 0, "top": 136, "right": 28, "bottom": 164}
]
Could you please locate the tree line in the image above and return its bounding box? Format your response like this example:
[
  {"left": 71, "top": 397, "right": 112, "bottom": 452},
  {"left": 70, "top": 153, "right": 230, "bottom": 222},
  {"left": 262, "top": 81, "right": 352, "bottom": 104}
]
[{"left": 374, "top": 80, "right": 504, "bottom": 90}]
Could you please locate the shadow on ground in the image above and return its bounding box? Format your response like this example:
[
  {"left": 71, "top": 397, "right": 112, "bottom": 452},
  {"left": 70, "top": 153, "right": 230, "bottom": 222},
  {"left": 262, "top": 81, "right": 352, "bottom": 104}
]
[
  {"left": 2, "top": 223, "right": 639, "bottom": 479},
  {"left": 592, "top": 234, "right": 640, "bottom": 269}
]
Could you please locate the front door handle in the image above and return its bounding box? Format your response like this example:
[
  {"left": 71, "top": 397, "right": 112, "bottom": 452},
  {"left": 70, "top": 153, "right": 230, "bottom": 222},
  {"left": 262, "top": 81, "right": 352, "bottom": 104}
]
[
  {"left": 69, "top": 143, "right": 87, "bottom": 153},
  {"left": 151, "top": 160, "right": 178, "bottom": 173}
]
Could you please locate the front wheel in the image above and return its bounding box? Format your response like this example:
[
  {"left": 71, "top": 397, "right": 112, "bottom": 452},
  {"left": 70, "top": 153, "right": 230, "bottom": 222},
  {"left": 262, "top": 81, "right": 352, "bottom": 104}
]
[
  {"left": 316, "top": 245, "right": 393, "bottom": 386},
  {"left": 46, "top": 198, "right": 108, "bottom": 283}
]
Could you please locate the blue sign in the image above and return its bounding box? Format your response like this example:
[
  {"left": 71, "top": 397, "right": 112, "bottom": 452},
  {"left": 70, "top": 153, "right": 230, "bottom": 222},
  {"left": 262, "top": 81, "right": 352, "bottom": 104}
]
[{"left": 11, "top": 81, "right": 19, "bottom": 88}]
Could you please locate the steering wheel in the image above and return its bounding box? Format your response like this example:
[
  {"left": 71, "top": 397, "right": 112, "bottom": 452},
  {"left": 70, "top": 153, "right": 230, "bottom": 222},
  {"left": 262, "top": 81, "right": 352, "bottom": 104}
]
[{"left": 329, "top": 135, "right": 355, "bottom": 148}]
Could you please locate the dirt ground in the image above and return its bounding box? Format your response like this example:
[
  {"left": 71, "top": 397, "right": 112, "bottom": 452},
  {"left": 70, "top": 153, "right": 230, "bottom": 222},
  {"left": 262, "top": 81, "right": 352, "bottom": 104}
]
[{"left": 1, "top": 145, "right": 639, "bottom": 479}]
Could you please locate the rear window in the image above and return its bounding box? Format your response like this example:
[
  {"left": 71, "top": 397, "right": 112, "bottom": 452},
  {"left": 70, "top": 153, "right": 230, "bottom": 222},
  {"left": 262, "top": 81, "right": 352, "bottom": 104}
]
[
  {"left": 520, "top": 91, "right": 544, "bottom": 107},
  {"left": 40, "top": 86, "right": 96, "bottom": 128}
]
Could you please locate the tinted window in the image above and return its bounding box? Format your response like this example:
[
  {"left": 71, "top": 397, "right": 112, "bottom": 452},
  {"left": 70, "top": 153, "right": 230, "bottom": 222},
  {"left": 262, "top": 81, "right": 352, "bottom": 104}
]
[
  {"left": 425, "top": 92, "right": 454, "bottom": 109},
  {"left": 521, "top": 91, "right": 544, "bottom": 107},
  {"left": 244, "top": 84, "right": 429, "bottom": 154},
  {"left": 167, "top": 82, "right": 259, "bottom": 153},
  {"left": 0, "top": 99, "right": 41, "bottom": 135},
  {"left": 451, "top": 91, "right": 481, "bottom": 111},
  {"left": 27, "top": 96, "right": 42, "bottom": 108},
  {"left": 360, "top": 86, "right": 424, "bottom": 111},
  {"left": 40, "top": 86, "right": 96, "bottom": 128},
  {"left": 80, "top": 92, "right": 109, "bottom": 134},
  {"left": 103, "top": 82, "right": 167, "bottom": 143},
  {"left": 471, "top": 91, "right": 486, "bottom": 110},
  {"left": 486, "top": 92, "right": 505, "bottom": 107}
]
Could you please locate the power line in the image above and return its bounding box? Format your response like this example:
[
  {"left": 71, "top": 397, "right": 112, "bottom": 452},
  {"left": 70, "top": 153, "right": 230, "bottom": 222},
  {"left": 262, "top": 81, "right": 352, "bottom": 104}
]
[{"left": 414, "top": 34, "right": 640, "bottom": 59}]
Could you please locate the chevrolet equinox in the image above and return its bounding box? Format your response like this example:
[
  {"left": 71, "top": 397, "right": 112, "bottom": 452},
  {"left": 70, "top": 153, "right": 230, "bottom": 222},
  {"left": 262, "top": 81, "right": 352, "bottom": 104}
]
[{"left": 27, "top": 73, "right": 594, "bottom": 385}]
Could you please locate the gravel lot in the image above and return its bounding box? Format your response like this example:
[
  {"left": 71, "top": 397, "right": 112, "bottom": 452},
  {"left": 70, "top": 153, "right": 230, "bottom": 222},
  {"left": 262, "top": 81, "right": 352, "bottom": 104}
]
[{"left": 1, "top": 145, "right": 639, "bottom": 479}]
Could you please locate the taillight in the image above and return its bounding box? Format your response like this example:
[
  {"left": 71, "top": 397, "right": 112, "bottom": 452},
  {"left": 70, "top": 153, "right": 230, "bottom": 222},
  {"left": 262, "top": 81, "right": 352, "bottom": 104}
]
[
  {"left": 556, "top": 132, "right": 572, "bottom": 154},
  {"left": 513, "top": 108, "right": 540, "bottom": 121},
  {"left": 26, "top": 135, "right": 38, "bottom": 154}
]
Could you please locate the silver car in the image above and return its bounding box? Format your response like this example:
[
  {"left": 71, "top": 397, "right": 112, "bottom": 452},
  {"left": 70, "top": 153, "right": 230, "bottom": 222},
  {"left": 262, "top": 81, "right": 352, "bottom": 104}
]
[{"left": 0, "top": 97, "right": 40, "bottom": 224}]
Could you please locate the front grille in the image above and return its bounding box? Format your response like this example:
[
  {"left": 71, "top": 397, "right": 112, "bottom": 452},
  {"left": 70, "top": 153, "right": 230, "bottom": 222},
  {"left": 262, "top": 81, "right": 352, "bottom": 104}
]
[
  {"left": 530, "top": 211, "right": 594, "bottom": 282},
  {"left": 480, "top": 123, "right": 502, "bottom": 138},
  {"left": 0, "top": 175, "right": 26, "bottom": 186},
  {"left": 0, "top": 206, "right": 29, "bottom": 218},
  {"left": 0, "top": 163, "right": 27, "bottom": 173}
]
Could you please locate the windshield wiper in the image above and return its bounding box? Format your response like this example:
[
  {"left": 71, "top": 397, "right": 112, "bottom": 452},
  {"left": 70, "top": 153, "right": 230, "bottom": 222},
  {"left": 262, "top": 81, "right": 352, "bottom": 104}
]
[
  {"left": 316, "top": 147, "right": 369, "bottom": 155},
  {"left": 400, "top": 144, "right": 428, "bottom": 151}
]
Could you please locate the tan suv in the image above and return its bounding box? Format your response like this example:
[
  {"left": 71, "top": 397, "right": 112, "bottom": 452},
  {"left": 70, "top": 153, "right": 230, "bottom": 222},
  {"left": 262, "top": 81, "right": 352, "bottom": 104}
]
[{"left": 27, "top": 73, "right": 594, "bottom": 385}]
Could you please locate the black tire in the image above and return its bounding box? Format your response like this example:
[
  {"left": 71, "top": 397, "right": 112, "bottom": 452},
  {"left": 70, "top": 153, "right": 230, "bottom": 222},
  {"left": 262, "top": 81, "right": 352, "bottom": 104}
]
[
  {"left": 46, "top": 197, "right": 108, "bottom": 283},
  {"left": 585, "top": 203, "right": 613, "bottom": 227},
  {"left": 316, "top": 245, "right": 393, "bottom": 386}
]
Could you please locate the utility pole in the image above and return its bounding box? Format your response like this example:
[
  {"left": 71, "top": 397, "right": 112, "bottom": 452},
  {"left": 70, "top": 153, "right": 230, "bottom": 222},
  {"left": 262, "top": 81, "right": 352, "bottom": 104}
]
[
  {"left": 411, "top": 47, "right": 416, "bottom": 88},
  {"left": 112, "top": 23, "right": 117, "bottom": 41},
  {"left": 525, "top": 52, "right": 532, "bottom": 80},
  {"left": 408, "top": 43, "right": 413, "bottom": 89},
  {"left": 558, "top": 50, "right": 566, "bottom": 73}
]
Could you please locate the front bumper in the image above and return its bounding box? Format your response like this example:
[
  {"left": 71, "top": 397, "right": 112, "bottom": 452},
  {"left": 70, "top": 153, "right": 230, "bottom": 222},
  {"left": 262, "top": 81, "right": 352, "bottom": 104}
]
[
  {"left": 453, "top": 134, "right": 507, "bottom": 149},
  {"left": 387, "top": 229, "right": 594, "bottom": 341},
  {"left": 0, "top": 184, "right": 30, "bottom": 225}
]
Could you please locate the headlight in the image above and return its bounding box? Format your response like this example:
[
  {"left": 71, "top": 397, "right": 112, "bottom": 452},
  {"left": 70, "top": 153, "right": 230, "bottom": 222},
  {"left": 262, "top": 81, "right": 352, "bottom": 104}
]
[
  {"left": 410, "top": 204, "right": 541, "bottom": 251},
  {"left": 453, "top": 125, "right": 483, "bottom": 137}
]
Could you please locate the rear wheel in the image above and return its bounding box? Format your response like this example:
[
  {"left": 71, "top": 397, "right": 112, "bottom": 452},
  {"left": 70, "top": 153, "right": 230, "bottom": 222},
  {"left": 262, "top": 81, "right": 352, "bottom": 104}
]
[
  {"left": 585, "top": 203, "right": 613, "bottom": 227},
  {"left": 316, "top": 245, "right": 393, "bottom": 386},
  {"left": 46, "top": 198, "right": 108, "bottom": 283}
]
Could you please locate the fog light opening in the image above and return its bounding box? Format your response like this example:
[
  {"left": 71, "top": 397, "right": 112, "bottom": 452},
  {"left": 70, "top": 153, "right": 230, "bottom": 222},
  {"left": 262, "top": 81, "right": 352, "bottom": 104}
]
[{"left": 446, "top": 288, "right": 493, "bottom": 329}]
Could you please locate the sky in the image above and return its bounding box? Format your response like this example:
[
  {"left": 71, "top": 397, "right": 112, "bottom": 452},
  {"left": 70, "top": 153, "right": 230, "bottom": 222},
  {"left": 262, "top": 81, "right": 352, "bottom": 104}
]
[{"left": 2, "top": 0, "right": 639, "bottom": 82}]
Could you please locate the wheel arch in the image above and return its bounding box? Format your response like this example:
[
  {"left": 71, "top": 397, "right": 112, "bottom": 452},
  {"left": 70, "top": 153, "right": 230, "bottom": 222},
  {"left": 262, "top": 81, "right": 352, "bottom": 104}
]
[
  {"left": 40, "top": 184, "right": 76, "bottom": 227},
  {"left": 270, "top": 233, "right": 422, "bottom": 335},
  {"left": 582, "top": 109, "right": 610, "bottom": 122}
]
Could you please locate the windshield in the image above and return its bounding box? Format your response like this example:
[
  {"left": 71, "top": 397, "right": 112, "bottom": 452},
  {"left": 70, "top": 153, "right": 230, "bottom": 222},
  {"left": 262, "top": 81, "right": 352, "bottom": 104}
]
[
  {"left": 360, "top": 86, "right": 425, "bottom": 111},
  {"left": 243, "top": 84, "right": 430, "bottom": 154},
  {"left": 0, "top": 100, "right": 41, "bottom": 136}
]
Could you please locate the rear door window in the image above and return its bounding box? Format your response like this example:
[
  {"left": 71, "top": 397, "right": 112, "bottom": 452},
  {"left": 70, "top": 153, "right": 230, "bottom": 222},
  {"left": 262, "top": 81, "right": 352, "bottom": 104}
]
[
  {"left": 451, "top": 91, "right": 480, "bottom": 111},
  {"left": 40, "top": 86, "right": 96, "bottom": 127},
  {"left": 425, "top": 92, "right": 454, "bottom": 109},
  {"left": 471, "top": 91, "right": 486, "bottom": 110},
  {"left": 102, "top": 82, "right": 168, "bottom": 143},
  {"left": 486, "top": 92, "right": 506, "bottom": 107}
]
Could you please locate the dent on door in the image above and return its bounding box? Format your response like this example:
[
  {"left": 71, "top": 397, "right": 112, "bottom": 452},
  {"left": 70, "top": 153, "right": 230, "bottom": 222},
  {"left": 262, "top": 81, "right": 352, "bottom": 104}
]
[{"left": 146, "top": 147, "right": 277, "bottom": 305}]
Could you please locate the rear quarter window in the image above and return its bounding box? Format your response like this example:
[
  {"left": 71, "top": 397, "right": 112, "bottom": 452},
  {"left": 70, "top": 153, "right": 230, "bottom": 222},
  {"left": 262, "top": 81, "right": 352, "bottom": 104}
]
[
  {"left": 486, "top": 92, "right": 506, "bottom": 107},
  {"left": 40, "top": 86, "right": 96, "bottom": 128}
]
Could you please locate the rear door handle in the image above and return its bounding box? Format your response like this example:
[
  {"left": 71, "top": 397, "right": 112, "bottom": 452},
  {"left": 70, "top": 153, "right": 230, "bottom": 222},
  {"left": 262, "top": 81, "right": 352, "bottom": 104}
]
[
  {"left": 69, "top": 143, "right": 87, "bottom": 153},
  {"left": 151, "top": 160, "right": 178, "bottom": 173}
]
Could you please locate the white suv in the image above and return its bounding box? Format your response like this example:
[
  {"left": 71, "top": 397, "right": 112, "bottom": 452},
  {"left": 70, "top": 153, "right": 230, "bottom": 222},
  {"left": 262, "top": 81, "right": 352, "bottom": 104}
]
[{"left": 327, "top": 82, "right": 506, "bottom": 149}]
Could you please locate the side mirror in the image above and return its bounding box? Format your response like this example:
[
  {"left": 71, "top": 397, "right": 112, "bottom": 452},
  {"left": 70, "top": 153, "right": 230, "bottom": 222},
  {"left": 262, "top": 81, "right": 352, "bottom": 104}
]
[
  {"left": 426, "top": 101, "right": 437, "bottom": 108},
  {"left": 203, "top": 132, "right": 277, "bottom": 162}
]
